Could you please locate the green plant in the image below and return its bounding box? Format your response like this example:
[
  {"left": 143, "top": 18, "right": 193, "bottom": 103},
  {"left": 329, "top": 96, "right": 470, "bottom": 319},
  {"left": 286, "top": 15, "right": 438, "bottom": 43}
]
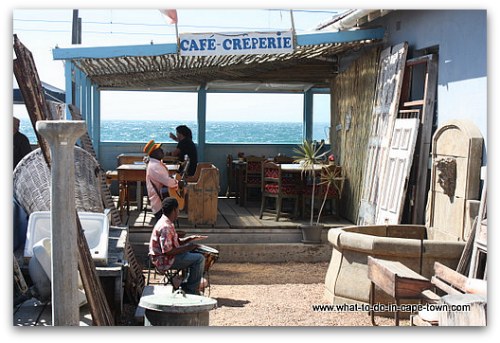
[
  {"left": 293, "top": 140, "right": 329, "bottom": 226},
  {"left": 316, "top": 165, "right": 345, "bottom": 225}
]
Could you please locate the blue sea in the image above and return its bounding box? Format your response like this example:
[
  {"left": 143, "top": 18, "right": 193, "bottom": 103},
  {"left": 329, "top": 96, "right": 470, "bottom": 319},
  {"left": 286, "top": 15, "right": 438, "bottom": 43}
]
[{"left": 20, "top": 120, "right": 330, "bottom": 144}]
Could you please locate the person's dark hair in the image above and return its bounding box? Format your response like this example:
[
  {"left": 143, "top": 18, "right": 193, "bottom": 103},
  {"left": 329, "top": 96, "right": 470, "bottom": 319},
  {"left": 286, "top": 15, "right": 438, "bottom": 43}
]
[
  {"left": 176, "top": 125, "right": 192, "bottom": 140},
  {"left": 161, "top": 197, "right": 179, "bottom": 216}
]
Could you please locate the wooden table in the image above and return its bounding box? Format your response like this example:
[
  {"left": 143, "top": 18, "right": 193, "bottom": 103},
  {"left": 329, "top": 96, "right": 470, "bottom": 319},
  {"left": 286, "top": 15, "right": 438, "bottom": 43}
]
[
  {"left": 117, "top": 152, "right": 146, "bottom": 166},
  {"left": 367, "top": 256, "right": 432, "bottom": 326},
  {"left": 117, "top": 163, "right": 179, "bottom": 216},
  {"left": 279, "top": 163, "right": 324, "bottom": 172}
]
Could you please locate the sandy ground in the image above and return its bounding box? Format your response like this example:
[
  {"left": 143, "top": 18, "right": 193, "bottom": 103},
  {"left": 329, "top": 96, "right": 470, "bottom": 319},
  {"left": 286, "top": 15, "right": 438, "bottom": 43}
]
[{"left": 125, "top": 262, "right": 408, "bottom": 327}]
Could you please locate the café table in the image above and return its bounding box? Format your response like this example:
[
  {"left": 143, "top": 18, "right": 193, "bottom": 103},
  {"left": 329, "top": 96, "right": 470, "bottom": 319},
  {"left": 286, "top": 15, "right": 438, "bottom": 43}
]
[{"left": 279, "top": 163, "right": 324, "bottom": 172}]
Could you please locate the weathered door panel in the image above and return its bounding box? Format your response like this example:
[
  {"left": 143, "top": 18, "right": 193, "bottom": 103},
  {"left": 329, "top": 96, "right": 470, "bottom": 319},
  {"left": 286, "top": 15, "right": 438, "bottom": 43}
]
[
  {"left": 376, "top": 118, "right": 419, "bottom": 224},
  {"left": 358, "top": 42, "right": 408, "bottom": 225}
]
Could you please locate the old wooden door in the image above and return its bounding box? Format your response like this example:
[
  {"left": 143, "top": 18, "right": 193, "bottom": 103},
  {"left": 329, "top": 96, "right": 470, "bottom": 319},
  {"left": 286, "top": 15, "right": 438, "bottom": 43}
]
[
  {"left": 358, "top": 42, "right": 408, "bottom": 225},
  {"left": 376, "top": 118, "right": 419, "bottom": 224}
]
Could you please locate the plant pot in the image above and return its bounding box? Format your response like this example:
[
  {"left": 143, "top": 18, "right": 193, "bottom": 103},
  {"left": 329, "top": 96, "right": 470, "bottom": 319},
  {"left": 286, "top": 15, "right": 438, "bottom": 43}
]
[{"left": 299, "top": 224, "right": 324, "bottom": 244}]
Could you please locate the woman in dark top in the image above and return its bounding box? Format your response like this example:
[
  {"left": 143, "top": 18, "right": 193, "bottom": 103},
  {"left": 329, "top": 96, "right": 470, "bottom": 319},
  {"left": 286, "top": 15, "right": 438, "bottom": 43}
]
[{"left": 168, "top": 125, "right": 198, "bottom": 176}]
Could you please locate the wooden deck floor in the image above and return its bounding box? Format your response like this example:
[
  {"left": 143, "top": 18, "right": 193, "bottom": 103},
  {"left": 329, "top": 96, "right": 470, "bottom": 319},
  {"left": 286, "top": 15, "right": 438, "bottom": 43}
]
[{"left": 123, "top": 196, "right": 352, "bottom": 229}]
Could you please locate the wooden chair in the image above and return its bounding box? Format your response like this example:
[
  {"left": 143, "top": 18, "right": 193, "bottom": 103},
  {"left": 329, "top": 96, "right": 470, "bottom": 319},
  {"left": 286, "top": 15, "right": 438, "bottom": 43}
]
[
  {"left": 259, "top": 161, "right": 300, "bottom": 221},
  {"left": 117, "top": 154, "right": 146, "bottom": 214},
  {"left": 243, "top": 155, "right": 266, "bottom": 205},
  {"left": 185, "top": 162, "right": 215, "bottom": 183},
  {"left": 225, "top": 154, "right": 235, "bottom": 198},
  {"left": 302, "top": 165, "right": 344, "bottom": 218},
  {"left": 187, "top": 166, "right": 219, "bottom": 226}
]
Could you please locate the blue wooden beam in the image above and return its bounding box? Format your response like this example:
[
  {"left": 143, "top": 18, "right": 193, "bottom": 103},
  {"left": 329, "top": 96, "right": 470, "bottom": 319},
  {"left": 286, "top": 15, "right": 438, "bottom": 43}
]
[
  {"left": 52, "top": 28, "right": 384, "bottom": 60},
  {"left": 296, "top": 28, "right": 385, "bottom": 46},
  {"left": 53, "top": 43, "right": 178, "bottom": 60},
  {"left": 197, "top": 86, "right": 207, "bottom": 162},
  {"left": 303, "top": 90, "right": 313, "bottom": 141}
]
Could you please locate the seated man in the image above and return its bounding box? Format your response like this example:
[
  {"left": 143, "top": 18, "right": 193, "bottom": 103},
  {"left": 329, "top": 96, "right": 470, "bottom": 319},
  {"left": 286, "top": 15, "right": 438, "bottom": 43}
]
[
  {"left": 148, "top": 197, "right": 208, "bottom": 295},
  {"left": 144, "top": 139, "right": 179, "bottom": 221}
]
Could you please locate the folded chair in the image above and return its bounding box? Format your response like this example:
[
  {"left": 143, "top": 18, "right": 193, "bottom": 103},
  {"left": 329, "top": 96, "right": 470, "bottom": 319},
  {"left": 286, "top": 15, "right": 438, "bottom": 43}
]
[{"left": 145, "top": 256, "right": 186, "bottom": 291}]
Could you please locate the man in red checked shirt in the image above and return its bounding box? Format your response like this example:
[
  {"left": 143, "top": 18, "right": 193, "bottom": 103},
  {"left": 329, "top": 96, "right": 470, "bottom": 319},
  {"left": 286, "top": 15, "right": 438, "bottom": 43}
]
[{"left": 148, "top": 197, "right": 208, "bottom": 295}]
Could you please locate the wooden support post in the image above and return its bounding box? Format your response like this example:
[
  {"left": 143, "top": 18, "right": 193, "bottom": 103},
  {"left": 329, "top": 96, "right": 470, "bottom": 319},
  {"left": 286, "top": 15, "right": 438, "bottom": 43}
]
[{"left": 36, "top": 120, "right": 86, "bottom": 325}]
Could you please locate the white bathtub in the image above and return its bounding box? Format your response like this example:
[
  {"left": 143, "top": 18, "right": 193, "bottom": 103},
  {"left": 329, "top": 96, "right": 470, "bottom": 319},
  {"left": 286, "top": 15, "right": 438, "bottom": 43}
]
[{"left": 24, "top": 211, "right": 110, "bottom": 266}]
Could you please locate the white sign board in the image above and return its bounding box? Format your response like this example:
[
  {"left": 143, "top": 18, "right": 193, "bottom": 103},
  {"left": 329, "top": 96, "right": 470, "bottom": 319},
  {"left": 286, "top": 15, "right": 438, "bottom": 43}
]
[{"left": 179, "top": 31, "right": 294, "bottom": 57}]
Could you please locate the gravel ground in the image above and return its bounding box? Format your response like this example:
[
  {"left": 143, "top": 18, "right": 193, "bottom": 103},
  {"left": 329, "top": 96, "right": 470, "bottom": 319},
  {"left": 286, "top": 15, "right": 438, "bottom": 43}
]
[
  {"left": 207, "top": 262, "right": 405, "bottom": 326},
  {"left": 127, "top": 262, "right": 408, "bottom": 327}
]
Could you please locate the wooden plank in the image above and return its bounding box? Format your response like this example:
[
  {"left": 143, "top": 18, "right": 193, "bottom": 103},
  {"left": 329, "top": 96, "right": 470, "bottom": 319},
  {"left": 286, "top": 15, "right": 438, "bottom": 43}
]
[
  {"left": 433, "top": 262, "right": 468, "bottom": 293},
  {"left": 403, "top": 100, "right": 425, "bottom": 107},
  {"left": 395, "top": 276, "right": 432, "bottom": 298},
  {"left": 368, "top": 257, "right": 397, "bottom": 297},
  {"left": 217, "top": 198, "right": 254, "bottom": 228},
  {"left": 412, "top": 55, "right": 438, "bottom": 224},
  {"left": 368, "top": 256, "right": 430, "bottom": 298},
  {"left": 420, "top": 289, "right": 441, "bottom": 304},
  {"left": 230, "top": 201, "right": 264, "bottom": 227},
  {"left": 430, "top": 276, "right": 463, "bottom": 295}
]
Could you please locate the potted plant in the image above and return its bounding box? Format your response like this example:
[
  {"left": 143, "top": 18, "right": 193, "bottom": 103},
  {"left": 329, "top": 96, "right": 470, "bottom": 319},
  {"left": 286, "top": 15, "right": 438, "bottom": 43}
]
[
  {"left": 316, "top": 164, "right": 345, "bottom": 224},
  {"left": 293, "top": 140, "right": 329, "bottom": 243}
]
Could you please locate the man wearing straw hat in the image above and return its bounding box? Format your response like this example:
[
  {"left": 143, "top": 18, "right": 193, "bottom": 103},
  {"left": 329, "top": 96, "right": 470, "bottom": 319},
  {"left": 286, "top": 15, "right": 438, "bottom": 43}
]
[{"left": 144, "top": 139, "right": 178, "bottom": 222}]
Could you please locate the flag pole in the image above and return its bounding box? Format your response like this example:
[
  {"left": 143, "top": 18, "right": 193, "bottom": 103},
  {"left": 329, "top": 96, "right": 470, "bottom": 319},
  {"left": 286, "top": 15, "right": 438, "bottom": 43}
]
[
  {"left": 175, "top": 21, "right": 179, "bottom": 53},
  {"left": 290, "top": 9, "right": 297, "bottom": 49}
]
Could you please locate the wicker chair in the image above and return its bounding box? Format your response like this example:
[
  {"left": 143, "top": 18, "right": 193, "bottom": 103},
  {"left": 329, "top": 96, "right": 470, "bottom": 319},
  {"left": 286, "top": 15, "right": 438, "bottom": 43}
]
[{"left": 13, "top": 147, "right": 105, "bottom": 215}]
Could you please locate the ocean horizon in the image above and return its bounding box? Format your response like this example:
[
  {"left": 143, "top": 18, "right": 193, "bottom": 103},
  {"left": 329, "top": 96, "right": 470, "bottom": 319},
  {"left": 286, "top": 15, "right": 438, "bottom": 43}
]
[{"left": 20, "top": 119, "right": 330, "bottom": 144}]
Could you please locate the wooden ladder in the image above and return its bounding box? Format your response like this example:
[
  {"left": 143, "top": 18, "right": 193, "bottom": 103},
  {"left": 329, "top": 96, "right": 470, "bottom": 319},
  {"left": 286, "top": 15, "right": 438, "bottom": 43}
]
[{"left": 397, "top": 54, "right": 438, "bottom": 224}]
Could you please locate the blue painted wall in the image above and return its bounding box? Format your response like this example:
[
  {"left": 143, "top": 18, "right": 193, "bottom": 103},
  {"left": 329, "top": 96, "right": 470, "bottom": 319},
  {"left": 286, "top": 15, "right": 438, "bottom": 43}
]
[{"left": 367, "top": 10, "right": 487, "bottom": 162}]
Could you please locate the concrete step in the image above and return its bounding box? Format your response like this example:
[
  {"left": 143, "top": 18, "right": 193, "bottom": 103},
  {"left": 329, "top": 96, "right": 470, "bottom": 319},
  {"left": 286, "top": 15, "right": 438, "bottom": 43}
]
[
  {"left": 131, "top": 242, "right": 332, "bottom": 264},
  {"left": 129, "top": 226, "right": 330, "bottom": 244}
]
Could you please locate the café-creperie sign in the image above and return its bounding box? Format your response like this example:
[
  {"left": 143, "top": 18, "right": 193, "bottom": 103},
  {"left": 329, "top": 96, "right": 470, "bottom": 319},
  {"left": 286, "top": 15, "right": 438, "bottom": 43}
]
[{"left": 179, "top": 31, "right": 294, "bottom": 56}]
